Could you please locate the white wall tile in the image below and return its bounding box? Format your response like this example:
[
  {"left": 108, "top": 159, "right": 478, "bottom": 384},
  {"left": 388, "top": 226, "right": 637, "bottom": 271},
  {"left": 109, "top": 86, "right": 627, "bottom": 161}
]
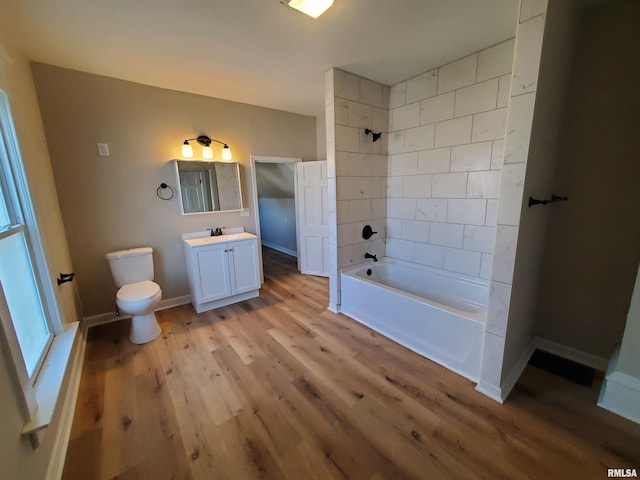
[
  {"left": 359, "top": 130, "right": 386, "bottom": 154},
  {"left": 388, "top": 131, "right": 405, "bottom": 155},
  {"left": 372, "top": 108, "right": 389, "bottom": 133},
  {"left": 335, "top": 151, "right": 349, "bottom": 177},
  {"left": 360, "top": 78, "right": 383, "bottom": 107},
  {"left": 477, "top": 39, "right": 516, "bottom": 82},
  {"left": 335, "top": 98, "right": 349, "bottom": 125},
  {"left": 371, "top": 198, "right": 387, "bottom": 219},
  {"left": 349, "top": 242, "right": 369, "bottom": 265},
  {"left": 371, "top": 154, "right": 387, "bottom": 177},
  {"left": 480, "top": 253, "right": 493, "bottom": 279},
  {"left": 416, "top": 199, "right": 447, "bottom": 222},
  {"left": 491, "top": 225, "right": 519, "bottom": 284},
  {"left": 503, "top": 93, "right": 535, "bottom": 164},
  {"left": 497, "top": 74, "right": 512, "bottom": 108},
  {"left": 438, "top": 54, "right": 478, "bottom": 94},
  {"left": 444, "top": 248, "right": 481, "bottom": 276},
  {"left": 386, "top": 238, "right": 415, "bottom": 261},
  {"left": 348, "top": 101, "right": 372, "bottom": 128},
  {"left": 386, "top": 218, "right": 402, "bottom": 238},
  {"left": 406, "top": 70, "right": 438, "bottom": 103},
  {"left": 418, "top": 148, "right": 451, "bottom": 174},
  {"left": 382, "top": 85, "right": 390, "bottom": 109},
  {"left": 414, "top": 243, "right": 445, "bottom": 268},
  {"left": 391, "top": 103, "right": 420, "bottom": 131},
  {"left": 387, "top": 198, "right": 416, "bottom": 220},
  {"left": 430, "top": 222, "right": 464, "bottom": 248},
  {"left": 386, "top": 176, "right": 403, "bottom": 198},
  {"left": 404, "top": 124, "right": 435, "bottom": 152},
  {"left": 511, "top": 14, "right": 546, "bottom": 95},
  {"left": 403, "top": 174, "right": 432, "bottom": 198},
  {"left": 347, "top": 153, "right": 371, "bottom": 177},
  {"left": 520, "top": 0, "right": 548, "bottom": 23},
  {"left": 432, "top": 172, "right": 468, "bottom": 198},
  {"left": 435, "top": 116, "right": 473, "bottom": 147},
  {"left": 491, "top": 139, "right": 505, "bottom": 169},
  {"left": 336, "top": 200, "right": 349, "bottom": 224},
  {"left": 334, "top": 70, "right": 360, "bottom": 101},
  {"left": 485, "top": 199, "right": 499, "bottom": 226},
  {"left": 349, "top": 199, "right": 372, "bottom": 222},
  {"left": 337, "top": 223, "right": 350, "bottom": 247},
  {"left": 389, "top": 81, "right": 407, "bottom": 109},
  {"left": 450, "top": 142, "right": 492, "bottom": 172},
  {"left": 335, "top": 125, "right": 360, "bottom": 152},
  {"left": 486, "top": 281, "right": 512, "bottom": 336},
  {"left": 471, "top": 108, "right": 508, "bottom": 142},
  {"left": 467, "top": 170, "right": 502, "bottom": 198},
  {"left": 497, "top": 163, "right": 526, "bottom": 226},
  {"left": 389, "top": 152, "right": 418, "bottom": 176},
  {"left": 447, "top": 199, "right": 487, "bottom": 225},
  {"left": 463, "top": 225, "right": 496, "bottom": 253},
  {"left": 402, "top": 220, "right": 429, "bottom": 243},
  {"left": 454, "top": 79, "right": 499, "bottom": 117},
  {"left": 420, "top": 92, "right": 455, "bottom": 125}
]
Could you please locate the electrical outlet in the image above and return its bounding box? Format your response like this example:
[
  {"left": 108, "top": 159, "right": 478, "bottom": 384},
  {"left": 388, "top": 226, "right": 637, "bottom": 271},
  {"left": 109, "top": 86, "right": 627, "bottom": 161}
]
[{"left": 97, "top": 143, "right": 110, "bottom": 156}]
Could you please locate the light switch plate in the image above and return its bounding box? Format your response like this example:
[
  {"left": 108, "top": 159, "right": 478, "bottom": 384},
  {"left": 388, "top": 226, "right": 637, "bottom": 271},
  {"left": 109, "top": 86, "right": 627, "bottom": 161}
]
[{"left": 97, "top": 143, "right": 110, "bottom": 156}]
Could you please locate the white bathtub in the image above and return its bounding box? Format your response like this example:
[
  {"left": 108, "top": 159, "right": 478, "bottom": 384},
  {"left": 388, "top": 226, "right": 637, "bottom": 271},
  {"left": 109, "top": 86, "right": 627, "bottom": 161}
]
[{"left": 340, "top": 258, "right": 488, "bottom": 381}]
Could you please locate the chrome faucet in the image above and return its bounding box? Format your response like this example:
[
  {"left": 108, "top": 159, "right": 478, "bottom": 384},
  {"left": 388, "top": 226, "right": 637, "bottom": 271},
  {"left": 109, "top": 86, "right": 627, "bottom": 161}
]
[{"left": 365, "top": 252, "right": 378, "bottom": 262}]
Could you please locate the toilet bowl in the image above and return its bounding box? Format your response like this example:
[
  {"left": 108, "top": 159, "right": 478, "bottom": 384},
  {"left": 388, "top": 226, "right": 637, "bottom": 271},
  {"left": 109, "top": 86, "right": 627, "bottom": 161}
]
[
  {"left": 116, "top": 280, "right": 162, "bottom": 344},
  {"left": 106, "top": 247, "right": 162, "bottom": 344}
]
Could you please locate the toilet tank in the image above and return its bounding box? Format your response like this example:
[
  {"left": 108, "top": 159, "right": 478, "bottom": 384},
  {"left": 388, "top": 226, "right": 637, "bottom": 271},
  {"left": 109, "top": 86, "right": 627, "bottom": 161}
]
[{"left": 106, "top": 247, "right": 154, "bottom": 287}]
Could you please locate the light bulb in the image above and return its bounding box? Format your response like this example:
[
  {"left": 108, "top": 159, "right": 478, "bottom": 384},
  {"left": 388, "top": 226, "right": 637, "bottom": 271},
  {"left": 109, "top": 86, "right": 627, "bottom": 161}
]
[
  {"left": 221, "top": 145, "right": 232, "bottom": 161},
  {"left": 202, "top": 146, "right": 213, "bottom": 159},
  {"left": 181, "top": 141, "right": 193, "bottom": 158}
]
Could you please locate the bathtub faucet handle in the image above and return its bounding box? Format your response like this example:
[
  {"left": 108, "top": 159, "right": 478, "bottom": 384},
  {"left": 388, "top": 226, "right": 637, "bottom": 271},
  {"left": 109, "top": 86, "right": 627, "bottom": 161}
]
[{"left": 365, "top": 252, "right": 378, "bottom": 262}]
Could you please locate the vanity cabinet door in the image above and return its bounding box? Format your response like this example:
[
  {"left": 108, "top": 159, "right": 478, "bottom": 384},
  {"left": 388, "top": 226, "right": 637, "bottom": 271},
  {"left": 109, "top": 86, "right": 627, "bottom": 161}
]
[
  {"left": 228, "top": 239, "right": 260, "bottom": 295},
  {"left": 195, "top": 243, "right": 232, "bottom": 302}
]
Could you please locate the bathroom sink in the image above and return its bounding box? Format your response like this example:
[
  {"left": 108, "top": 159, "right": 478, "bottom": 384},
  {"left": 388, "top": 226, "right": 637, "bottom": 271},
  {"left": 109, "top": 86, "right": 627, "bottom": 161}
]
[{"left": 183, "top": 232, "right": 256, "bottom": 248}]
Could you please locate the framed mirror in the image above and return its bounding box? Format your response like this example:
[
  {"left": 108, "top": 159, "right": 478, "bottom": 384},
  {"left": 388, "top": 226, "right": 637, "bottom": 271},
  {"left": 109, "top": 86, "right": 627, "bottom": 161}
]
[{"left": 173, "top": 160, "right": 243, "bottom": 214}]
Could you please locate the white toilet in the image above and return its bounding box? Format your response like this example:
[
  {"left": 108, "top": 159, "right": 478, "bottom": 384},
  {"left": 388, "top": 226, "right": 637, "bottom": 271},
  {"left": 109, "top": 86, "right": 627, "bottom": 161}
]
[{"left": 105, "top": 247, "right": 162, "bottom": 344}]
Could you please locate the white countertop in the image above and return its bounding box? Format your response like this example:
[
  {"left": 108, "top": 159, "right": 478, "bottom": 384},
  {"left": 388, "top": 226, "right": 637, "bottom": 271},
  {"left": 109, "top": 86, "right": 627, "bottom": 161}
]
[{"left": 184, "top": 232, "right": 256, "bottom": 248}]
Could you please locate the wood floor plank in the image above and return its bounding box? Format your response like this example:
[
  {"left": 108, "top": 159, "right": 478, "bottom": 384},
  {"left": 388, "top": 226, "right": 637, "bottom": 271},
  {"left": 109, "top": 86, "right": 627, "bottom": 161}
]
[{"left": 63, "top": 247, "right": 640, "bottom": 480}]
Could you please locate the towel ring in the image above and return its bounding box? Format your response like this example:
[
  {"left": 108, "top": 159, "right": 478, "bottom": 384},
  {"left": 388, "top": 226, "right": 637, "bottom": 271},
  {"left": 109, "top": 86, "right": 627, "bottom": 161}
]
[{"left": 156, "top": 183, "right": 174, "bottom": 200}]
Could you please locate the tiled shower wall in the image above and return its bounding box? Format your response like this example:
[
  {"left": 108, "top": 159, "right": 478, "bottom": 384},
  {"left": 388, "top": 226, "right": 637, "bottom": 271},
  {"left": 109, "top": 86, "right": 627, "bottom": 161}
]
[
  {"left": 332, "top": 70, "right": 390, "bottom": 269},
  {"left": 386, "top": 39, "right": 515, "bottom": 278}
]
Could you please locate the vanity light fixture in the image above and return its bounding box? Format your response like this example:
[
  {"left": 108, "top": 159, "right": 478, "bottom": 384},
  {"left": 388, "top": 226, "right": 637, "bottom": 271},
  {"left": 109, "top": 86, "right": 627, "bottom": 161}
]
[
  {"left": 282, "top": 0, "right": 334, "bottom": 18},
  {"left": 364, "top": 128, "right": 382, "bottom": 142},
  {"left": 181, "top": 135, "right": 232, "bottom": 160}
]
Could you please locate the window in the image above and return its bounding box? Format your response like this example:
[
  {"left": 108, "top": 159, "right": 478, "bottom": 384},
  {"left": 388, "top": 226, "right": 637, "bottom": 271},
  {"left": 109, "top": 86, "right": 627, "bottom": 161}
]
[{"left": 0, "top": 89, "right": 59, "bottom": 382}]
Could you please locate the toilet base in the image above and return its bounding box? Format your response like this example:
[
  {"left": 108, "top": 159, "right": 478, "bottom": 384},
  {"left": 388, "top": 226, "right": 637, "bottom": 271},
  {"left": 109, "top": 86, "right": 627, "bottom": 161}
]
[{"left": 130, "top": 311, "right": 162, "bottom": 344}]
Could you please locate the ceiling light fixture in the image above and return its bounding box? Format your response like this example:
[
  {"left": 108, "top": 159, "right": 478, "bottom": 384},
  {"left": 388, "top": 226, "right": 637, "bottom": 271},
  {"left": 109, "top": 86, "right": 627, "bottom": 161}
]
[
  {"left": 182, "top": 135, "right": 232, "bottom": 161},
  {"left": 283, "top": 0, "right": 334, "bottom": 18}
]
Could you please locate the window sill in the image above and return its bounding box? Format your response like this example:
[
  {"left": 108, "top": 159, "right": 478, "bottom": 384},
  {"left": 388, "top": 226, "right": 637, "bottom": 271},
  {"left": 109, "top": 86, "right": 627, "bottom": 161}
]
[{"left": 21, "top": 321, "right": 79, "bottom": 439}]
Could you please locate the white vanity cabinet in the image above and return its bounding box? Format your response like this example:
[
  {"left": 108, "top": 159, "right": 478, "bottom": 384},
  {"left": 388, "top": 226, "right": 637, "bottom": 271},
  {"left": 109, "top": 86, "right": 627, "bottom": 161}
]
[{"left": 184, "top": 232, "right": 261, "bottom": 313}]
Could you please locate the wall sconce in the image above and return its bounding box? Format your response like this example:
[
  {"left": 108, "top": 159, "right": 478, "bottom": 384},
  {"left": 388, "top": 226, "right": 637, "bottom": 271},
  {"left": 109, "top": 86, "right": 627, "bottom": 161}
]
[
  {"left": 182, "top": 135, "right": 232, "bottom": 160},
  {"left": 281, "top": 0, "right": 334, "bottom": 18},
  {"left": 364, "top": 128, "right": 382, "bottom": 142}
]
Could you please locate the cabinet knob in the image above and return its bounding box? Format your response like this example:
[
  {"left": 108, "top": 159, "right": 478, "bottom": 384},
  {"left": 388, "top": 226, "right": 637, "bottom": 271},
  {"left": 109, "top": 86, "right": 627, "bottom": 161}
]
[{"left": 229, "top": 247, "right": 234, "bottom": 252}]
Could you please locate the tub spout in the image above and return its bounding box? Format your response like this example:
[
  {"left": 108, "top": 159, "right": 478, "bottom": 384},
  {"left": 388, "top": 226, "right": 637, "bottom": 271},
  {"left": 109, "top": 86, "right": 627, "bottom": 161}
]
[{"left": 365, "top": 252, "right": 378, "bottom": 262}]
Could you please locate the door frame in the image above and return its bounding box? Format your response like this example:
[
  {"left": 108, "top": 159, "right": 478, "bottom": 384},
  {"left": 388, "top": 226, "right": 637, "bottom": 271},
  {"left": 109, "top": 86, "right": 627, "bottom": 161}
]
[{"left": 249, "top": 155, "right": 302, "bottom": 282}]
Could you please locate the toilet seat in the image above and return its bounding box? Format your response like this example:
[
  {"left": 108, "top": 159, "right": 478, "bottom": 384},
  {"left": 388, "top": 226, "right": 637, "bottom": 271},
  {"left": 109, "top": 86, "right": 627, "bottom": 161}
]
[{"left": 117, "top": 280, "right": 161, "bottom": 302}]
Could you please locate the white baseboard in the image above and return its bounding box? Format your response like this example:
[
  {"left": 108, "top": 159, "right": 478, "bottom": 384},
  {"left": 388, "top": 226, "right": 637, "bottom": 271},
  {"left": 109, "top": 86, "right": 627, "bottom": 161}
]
[
  {"left": 83, "top": 295, "right": 191, "bottom": 328},
  {"left": 535, "top": 337, "right": 608, "bottom": 371},
  {"left": 261, "top": 241, "right": 297, "bottom": 258},
  {"left": 45, "top": 323, "right": 88, "bottom": 480},
  {"left": 475, "top": 381, "right": 504, "bottom": 403},
  {"left": 598, "top": 348, "right": 640, "bottom": 424}
]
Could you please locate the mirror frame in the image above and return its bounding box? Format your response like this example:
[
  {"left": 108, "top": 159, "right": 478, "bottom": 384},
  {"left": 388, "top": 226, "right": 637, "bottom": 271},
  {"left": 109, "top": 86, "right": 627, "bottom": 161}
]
[{"left": 172, "top": 159, "right": 244, "bottom": 215}]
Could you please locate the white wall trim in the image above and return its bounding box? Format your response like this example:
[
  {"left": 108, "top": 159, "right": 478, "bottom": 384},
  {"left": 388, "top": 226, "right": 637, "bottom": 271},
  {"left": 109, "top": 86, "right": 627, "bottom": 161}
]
[
  {"left": 83, "top": 295, "right": 191, "bottom": 328},
  {"left": 475, "top": 381, "right": 504, "bottom": 403},
  {"left": 535, "top": 337, "right": 608, "bottom": 371},
  {"left": 598, "top": 348, "right": 640, "bottom": 424},
  {"left": 45, "top": 323, "right": 87, "bottom": 480},
  {"left": 261, "top": 240, "right": 297, "bottom": 258},
  {"left": 497, "top": 338, "right": 538, "bottom": 402}
]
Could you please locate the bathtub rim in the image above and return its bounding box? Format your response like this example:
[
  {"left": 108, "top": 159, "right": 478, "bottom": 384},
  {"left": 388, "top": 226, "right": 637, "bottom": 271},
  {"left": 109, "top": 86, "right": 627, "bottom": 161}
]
[{"left": 340, "top": 257, "right": 488, "bottom": 324}]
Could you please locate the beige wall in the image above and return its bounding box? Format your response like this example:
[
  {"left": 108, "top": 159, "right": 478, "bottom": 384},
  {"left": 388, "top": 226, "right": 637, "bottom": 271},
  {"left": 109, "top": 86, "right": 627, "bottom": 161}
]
[
  {"left": 0, "top": 22, "right": 82, "bottom": 480},
  {"left": 31, "top": 64, "right": 317, "bottom": 317},
  {"left": 535, "top": 0, "right": 640, "bottom": 358}
]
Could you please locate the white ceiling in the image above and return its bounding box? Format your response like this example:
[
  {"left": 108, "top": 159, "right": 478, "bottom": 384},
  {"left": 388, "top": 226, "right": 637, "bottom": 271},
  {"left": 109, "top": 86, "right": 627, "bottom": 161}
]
[{"left": 1, "top": 0, "right": 519, "bottom": 118}]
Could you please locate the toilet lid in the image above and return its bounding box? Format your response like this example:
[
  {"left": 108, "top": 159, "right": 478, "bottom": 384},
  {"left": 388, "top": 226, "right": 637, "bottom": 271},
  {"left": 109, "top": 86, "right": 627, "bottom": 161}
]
[{"left": 117, "top": 281, "right": 160, "bottom": 302}]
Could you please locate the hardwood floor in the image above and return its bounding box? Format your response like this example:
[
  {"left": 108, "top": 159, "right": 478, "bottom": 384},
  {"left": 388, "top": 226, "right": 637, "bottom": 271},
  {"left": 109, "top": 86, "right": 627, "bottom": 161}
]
[{"left": 63, "top": 247, "right": 640, "bottom": 479}]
